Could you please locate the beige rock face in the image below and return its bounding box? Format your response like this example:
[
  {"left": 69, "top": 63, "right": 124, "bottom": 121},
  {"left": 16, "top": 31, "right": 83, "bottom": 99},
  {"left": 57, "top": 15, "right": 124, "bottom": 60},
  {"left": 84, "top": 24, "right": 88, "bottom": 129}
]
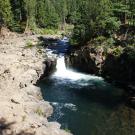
[{"left": 0, "top": 35, "right": 71, "bottom": 135}]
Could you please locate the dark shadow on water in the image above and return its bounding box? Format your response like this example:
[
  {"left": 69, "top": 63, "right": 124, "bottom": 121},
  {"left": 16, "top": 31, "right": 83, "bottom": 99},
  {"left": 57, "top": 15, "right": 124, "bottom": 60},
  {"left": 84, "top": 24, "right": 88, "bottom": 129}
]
[
  {"left": 38, "top": 36, "right": 71, "bottom": 54},
  {"left": 37, "top": 78, "right": 125, "bottom": 109},
  {"left": 36, "top": 36, "right": 135, "bottom": 135},
  {"left": 37, "top": 77, "right": 135, "bottom": 135}
]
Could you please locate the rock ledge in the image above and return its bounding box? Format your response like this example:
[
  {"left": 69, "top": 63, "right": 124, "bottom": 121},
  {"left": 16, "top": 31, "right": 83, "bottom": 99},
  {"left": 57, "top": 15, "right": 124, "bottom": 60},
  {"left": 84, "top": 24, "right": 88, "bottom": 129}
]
[{"left": 0, "top": 34, "right": 71, "bottom": 135}]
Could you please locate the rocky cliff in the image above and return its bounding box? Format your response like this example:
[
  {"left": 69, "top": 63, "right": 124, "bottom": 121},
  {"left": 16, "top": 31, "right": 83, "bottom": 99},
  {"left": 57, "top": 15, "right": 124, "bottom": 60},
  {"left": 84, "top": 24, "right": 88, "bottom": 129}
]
[
  {"left": 65, "top": 44, "right": 135, "bottom": 99},
  {"left": 0, "top": 33, "right": 71, "bottom": 135}
]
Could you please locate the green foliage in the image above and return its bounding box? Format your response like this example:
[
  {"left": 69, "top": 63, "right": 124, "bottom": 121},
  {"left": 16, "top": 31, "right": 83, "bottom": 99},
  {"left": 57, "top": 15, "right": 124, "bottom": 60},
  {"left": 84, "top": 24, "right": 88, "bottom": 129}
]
[
  {"left": 102, "top": 17, "right": 121, "bottom": 35},
  {"left": 106, "top": 38, "right": 116, "bottom": 47},
  {"left": 71, "top": 24, "right": 86, "bottom": 44},
  {"left": 0, "top": 0, "right": 135, "bottom": 43},
  {"left": 10, "top": 22, "right": 24, "bottom": 32},
  {"left": 94, "top": 36, "right": 107, "bottom": 43},
  {"left": 36, "top": 0, "right": 60, "bottom": 29},
  {"left": 0, "top": 0, "right": 13, "bottom": 28},
  {"left": 35, "top": 107, "right": 45, "bottom": 116},
  {"left": 41, "top": 29, "right": 58, "bottom": 35},
  {"left": 24, "top": 0, "right": 36, "bottom": 30},
  {"left": 24, "top": 41, "right": 34, "bottom": 49},
  {"left": 64, "top": 128, "right": 71, "bottom": 133},
  {"left": 112, "top": 0, "right": 135, "bottom": 25},
  {"left": 112, "top": 46, "right": 123, "bottom": 56},
  {"left": 70, "top": 0, "right": 135, "bottom": 45},
  {"left": 124, "top": 46, "right": 135, "bottom": 60}
]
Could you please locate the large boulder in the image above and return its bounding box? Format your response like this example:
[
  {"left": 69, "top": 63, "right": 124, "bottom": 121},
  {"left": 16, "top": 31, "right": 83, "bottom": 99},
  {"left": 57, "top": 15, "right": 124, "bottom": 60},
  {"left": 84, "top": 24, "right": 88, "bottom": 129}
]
[{"left": 65, "top": 46, "right": 105, "bottom": 74}]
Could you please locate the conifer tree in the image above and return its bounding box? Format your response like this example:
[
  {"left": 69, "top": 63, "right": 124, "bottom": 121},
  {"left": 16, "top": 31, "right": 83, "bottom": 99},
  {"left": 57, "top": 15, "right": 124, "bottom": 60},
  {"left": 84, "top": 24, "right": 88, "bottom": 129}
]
[
  {"left": 0, "top": 0, "right": 13, "bottom": 31},
  {"left": 24, "top": 0, "right": 36, "bottom": 32},
  {"left": 36, "top": 0, "right": 46, "bottom": 27}
]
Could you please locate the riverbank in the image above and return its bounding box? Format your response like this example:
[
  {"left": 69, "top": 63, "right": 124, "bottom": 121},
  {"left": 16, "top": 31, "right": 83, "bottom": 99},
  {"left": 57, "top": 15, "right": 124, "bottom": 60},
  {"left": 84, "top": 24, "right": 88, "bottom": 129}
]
[
  {"left": 65, "top": 38, "right": 135, "bottom": 106},
  {"left": 0, "top": 32, "right": 71, "bottom": 135}
]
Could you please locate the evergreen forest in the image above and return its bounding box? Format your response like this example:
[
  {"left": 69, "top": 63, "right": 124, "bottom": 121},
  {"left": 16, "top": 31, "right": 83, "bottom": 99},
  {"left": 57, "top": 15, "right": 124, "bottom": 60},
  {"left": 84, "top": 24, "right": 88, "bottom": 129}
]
[{"left": 0, "top": 0, "right": 135, "bottom": 44}]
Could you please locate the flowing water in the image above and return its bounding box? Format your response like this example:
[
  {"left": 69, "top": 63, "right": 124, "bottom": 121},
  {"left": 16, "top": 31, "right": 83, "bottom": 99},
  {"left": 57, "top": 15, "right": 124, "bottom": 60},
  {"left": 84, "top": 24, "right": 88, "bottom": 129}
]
[{"left": 37, "top": 38, "right": 135, "bottom": 135}]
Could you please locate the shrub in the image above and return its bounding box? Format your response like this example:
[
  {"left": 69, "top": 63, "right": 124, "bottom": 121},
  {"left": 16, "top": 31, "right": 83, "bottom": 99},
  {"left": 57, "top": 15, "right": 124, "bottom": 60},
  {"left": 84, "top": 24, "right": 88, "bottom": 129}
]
[
  {"left": 25, "top": 41, "right": 34, "bottom": 49},
  {"left": 35, "top": 107, "right": 45, "bottom": 116}
]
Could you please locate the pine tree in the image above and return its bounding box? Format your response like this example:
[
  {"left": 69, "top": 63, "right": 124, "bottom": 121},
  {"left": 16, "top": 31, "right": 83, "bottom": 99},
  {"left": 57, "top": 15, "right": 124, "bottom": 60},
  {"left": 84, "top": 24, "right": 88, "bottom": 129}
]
[
  {"left": 0, "top": 0, "right": 13, "bottom": 31},
  {"left": 0, "top": 0, "right": 134, "bottom": 34},
  {"left": 36, "top": 0, "right": 46, "bottom": 27},
  {"left": 24, "top": 0, "right": 36, "bottom": 32},
  {"left": 10, "top": 0, "right": 26, "bottom": 32}
]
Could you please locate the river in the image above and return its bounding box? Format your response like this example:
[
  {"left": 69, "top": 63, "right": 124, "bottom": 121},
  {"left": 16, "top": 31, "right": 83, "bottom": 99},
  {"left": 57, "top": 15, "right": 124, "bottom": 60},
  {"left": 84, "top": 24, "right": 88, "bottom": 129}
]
[{"left": 37, "top": 37, "right": 135, "bottom": 135}]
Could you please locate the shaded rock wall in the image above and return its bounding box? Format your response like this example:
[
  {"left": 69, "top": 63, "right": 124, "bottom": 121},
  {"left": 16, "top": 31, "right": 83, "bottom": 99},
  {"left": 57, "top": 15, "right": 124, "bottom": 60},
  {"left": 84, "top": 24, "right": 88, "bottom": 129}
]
[
  {"left": 65, "top": 46, "right": 105, "bottom": 75},
  {"left": 65, "top": 45, "right": 135, "bottom": 90}
]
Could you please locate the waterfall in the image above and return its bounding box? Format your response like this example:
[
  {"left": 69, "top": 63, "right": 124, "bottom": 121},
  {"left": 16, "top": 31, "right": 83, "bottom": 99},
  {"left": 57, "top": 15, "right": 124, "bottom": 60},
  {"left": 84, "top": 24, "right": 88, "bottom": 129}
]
[{"left": 52, "top": 56, "right": 103, "bottom": 82}]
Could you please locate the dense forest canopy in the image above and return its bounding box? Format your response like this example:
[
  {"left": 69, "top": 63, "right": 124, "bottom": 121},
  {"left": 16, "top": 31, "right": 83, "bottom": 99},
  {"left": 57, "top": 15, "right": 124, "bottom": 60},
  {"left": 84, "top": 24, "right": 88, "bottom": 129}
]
[{"left": 0, "top": 0, "right": 135, "bottom": 44}]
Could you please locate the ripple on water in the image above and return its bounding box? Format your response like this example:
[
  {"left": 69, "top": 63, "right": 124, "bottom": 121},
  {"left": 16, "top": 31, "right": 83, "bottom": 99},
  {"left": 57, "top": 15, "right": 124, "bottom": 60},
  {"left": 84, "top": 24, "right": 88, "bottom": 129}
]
[{"left": 50, "top": 102, "right": 77, "bottom": 121}]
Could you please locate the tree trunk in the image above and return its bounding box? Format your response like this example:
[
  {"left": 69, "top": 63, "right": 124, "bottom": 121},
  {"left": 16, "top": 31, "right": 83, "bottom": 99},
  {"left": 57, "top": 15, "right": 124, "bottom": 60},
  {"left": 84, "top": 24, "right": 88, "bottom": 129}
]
[{"left": 24, "top": 18, "right": 29, "bottom": 33}]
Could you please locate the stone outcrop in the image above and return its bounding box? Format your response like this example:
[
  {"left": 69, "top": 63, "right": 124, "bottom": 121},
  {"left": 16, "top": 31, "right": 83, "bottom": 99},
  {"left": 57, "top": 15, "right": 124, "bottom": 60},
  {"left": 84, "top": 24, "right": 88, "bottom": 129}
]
[
  {"left": 65, "top": 45, "right": 135, "bottom": 93},
  {"left": 65, "top": 46, "right": 104, "bottom": 74},
  {"left": 0, "top": 34, "right": 71, "bottom": 135},
  {"left": 102, "top": 47, "right": 135, "bottom": 86}
]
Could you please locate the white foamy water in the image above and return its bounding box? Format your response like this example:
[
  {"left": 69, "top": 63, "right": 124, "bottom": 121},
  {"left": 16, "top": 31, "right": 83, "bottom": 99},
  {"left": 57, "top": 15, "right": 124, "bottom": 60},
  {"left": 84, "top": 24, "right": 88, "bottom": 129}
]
[
  {"left": 52, "top": 56, "right": 103, "bottom": 82},
  {"left": 51, "top": 102, "right": 77, "bottom": 112},
  {"left": 64, "top": 103, "right": 77, "bottom": 111}
]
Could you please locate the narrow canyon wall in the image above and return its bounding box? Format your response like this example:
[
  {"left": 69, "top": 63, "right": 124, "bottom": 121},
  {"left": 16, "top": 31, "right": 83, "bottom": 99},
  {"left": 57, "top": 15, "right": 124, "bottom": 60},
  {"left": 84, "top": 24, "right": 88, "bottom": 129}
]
[{"left": 65, "top": 45, "right": 135, "bottom": 96}]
